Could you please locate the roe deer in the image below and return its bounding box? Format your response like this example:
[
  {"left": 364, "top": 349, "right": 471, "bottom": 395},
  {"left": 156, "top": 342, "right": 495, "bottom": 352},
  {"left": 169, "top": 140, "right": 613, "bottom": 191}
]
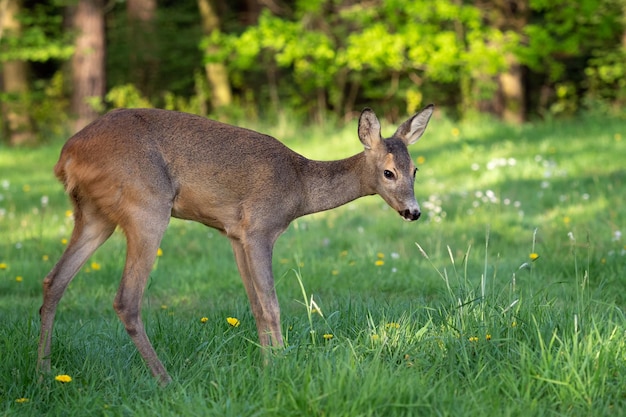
[{"left": 38, "top": 105, "right": 434, "bottom": 384}]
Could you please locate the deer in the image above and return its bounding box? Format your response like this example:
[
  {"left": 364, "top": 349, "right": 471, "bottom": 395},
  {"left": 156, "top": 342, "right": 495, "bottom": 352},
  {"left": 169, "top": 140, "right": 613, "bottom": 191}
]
[{"left": 37, "top": 104, "right": 434, "bottom": 385}]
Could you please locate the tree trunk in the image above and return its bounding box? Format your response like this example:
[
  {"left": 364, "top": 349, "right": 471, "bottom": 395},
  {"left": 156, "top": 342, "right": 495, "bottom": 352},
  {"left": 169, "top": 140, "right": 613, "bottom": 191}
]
[
  {"left": 1, "top": 0, "right": 35, "bottom": 145},
  {"left": 476, "top": 0, "right": 528, "bottom": 123},
  {"left": 197, "top": 0, "right": 232, "bottom": 110},
  {"left": 126, "top": 0, "right": 157, "bottom": 98},
  {"left": 70, "top": 0, "right": 106, "bottom": 132},
  {"left": 499, "top": 53, "right": 525, "bottom": 124}
]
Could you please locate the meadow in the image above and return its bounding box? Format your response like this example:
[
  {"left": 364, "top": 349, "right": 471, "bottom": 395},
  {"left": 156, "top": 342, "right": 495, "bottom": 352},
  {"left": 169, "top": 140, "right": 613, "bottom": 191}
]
[{"left": 0, "top": 110, "right": 625, "bottom": 416}]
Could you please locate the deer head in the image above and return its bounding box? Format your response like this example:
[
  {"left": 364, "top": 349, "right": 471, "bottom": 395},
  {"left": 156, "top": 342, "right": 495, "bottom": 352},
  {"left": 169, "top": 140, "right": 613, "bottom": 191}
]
[{"left": 358, "top": 105, "right": 434, "bottom": 221}]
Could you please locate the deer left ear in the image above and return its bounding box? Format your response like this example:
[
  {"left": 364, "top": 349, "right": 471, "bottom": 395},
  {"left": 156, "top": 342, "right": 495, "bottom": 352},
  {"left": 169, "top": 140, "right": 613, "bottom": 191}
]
[
  {"left": 394, "top": 104, "right": 434, "bottom": 146},
  {"left": 358, "top": 108, "right": 382, "bottom": 150}
]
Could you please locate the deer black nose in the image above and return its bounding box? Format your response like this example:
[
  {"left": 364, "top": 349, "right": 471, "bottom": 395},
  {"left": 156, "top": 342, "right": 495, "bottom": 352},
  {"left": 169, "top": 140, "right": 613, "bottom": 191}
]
[{"left": 399, "top": 209, "right": 421, "bottom": 221}]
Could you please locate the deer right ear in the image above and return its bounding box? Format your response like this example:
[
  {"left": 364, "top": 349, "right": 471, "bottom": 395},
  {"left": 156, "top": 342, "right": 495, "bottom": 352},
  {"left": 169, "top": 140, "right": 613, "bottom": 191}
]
[{"left": 358, "top": 108, "right": 382, "bottom": 150}]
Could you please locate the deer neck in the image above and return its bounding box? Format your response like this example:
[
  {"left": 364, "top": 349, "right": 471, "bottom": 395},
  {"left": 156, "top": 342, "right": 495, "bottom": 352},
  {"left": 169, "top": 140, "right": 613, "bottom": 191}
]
[{"left": 297, "top": 153, "right": 373, "bottom": 217}]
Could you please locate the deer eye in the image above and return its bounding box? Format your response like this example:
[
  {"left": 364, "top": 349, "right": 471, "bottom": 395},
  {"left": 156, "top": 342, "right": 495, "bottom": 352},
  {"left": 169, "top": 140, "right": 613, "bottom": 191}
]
[{"left": 383, "top": 170, "right": 395, "bottom": 180}]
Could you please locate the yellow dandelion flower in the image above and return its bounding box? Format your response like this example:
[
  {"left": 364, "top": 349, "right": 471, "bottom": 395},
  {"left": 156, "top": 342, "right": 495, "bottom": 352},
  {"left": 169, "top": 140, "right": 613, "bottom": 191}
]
[
  {"left": 486, "top": 334, "right": 492, "bottom": 341},
  {"left": 371, "top": 334, "right": 380, "bottom": 341},
  {"left": 377, "top": 252, "right": 385, "bottom": 259},
  {"left": 90, "top": 261, "right": 101, "bottom": 271},
  {"left": 15, "top": 398, "right": 29, "bottom": 403},
  {"left": 615, "top": 133, "right": 622, "bottom": 141},
  {"left": 55, "top": 374, "right": 72, "bottom": 383},
  {"left": 416, "top": 155, "right": 426, "bottom": 165},
  {"left": 161, "top": 304, "right": 168, "bottom": 310},
  {"left": 65, "top": 210, "right": 73, "bottom": 218},
  {"left": 227, "top": 317, "right": 240, "bottom": 327},
  {"left": 331, "top": 269, "right": 339, "bottom": 276},
  {"left": 469, "top": 336, "right": 478, "bottom": 342},
  {"left": 42, "top": 255, "right": 49, "bottom": 261},
  {"left": 15, "top": 276, "right": 23, "bottom": 282},
  {"left": 61, "top": 238, "right": 68, "bottom": 245},
  {"left": 563, "top": 216, "right": 571, "bottom": 225},
  {"left": 323, "top": 333, "right": 333, "bottom": 340},
  {"left": 0, "top": 263, "right": 7, "bottom": 270},
  {"left": 451, "top": 127, "right": 460, "bottom": 137},
  {"left": 529, "top": 253, "right": 539, "bottom": 261},
  {"left": 375, "top": 260, "right": 384, "bottom": 266},
  {"left": 200, "top": 317, "right": 208, "bottom": 323},
  {"left": 511, "top": 321, "right": 517, "bottom": 328},
  {"left": 22, "top": 184, "right": 31, "bottom": 192},
  {"left": 385, "top": 322, "right": 400, "bottom": 329},
  {"left": 156, "top": 248, "right": 163, "bottom": 257}
]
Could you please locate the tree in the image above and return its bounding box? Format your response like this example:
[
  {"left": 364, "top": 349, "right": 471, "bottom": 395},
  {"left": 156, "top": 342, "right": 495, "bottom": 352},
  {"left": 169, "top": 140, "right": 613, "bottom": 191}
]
[
  {"left": 126, "top": 0, "right": 157, "bottom": 98},
  {"left": 0, "top": 0, "right": 35, "bottom": 145},
  {"left": 69, "top": 0, "right": 105, "bottom": 132},
  {"left": 198, "top": 0, "right": 232, "bottom": 111}
]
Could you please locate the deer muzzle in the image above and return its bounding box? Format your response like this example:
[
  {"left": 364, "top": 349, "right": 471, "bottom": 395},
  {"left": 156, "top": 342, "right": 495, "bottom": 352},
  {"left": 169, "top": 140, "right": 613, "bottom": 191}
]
[{"left": 399, "top": 208, "right": 421, "bottom": 221}]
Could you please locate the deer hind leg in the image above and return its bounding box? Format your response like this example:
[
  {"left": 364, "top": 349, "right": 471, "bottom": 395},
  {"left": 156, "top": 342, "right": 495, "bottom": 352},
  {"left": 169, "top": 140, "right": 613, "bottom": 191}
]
[
  {"left": 38, "top": 200, "right": 116, "bottom": 373},
  {"left": 230, "top": 235, "right": 283, "bottom": 349},
  {"left": 113, "top": 204, "right": 171, "bottom": 385}
]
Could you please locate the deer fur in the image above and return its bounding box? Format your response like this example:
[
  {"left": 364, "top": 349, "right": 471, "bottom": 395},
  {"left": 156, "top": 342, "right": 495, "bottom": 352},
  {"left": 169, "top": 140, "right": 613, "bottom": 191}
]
[{"left": 37, "top": 105, "right": 434, "bottom": 384}]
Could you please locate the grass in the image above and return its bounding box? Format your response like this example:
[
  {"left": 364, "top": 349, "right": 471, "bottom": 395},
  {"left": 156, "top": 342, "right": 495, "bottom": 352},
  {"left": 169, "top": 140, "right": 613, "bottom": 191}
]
[{"left": 1, "top": 111, "right": 625, "bottom": 416}]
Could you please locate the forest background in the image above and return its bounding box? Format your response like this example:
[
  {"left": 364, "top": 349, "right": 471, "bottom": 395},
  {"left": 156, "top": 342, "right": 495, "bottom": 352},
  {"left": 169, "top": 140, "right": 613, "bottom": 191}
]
[{"left": 0, "top": 0, "right": 625, "bottom": 146}]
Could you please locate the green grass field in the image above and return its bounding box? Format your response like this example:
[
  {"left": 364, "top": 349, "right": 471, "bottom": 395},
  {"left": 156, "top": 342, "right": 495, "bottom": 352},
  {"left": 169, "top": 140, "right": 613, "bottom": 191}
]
[{"left": 1, "top": 111, "right": 625, "bottom": 416}]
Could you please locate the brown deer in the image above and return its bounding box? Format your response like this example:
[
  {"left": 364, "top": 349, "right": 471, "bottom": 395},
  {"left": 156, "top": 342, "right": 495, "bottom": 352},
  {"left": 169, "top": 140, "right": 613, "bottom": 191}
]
[{"left": 38, "top": 105, "right": 434, "bottom": 384}]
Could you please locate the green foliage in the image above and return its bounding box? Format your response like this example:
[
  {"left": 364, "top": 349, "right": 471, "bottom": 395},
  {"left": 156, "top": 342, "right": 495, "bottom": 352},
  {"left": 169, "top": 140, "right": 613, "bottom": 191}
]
[
  {"left": 205, "top": 1, "right": 510, "bottom": 119},
  {"left": 0, "top": 3, "right": 73, "bottom": 62},
  {"left": 1, "top": 113, "right": 625, "bottom": 415}
]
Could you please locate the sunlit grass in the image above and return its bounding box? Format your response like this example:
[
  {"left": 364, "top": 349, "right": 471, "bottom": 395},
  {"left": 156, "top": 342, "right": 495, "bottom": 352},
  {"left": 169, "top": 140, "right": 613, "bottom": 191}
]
[{"left": 1, "top": 112, "right": 625, "bottom": 416}]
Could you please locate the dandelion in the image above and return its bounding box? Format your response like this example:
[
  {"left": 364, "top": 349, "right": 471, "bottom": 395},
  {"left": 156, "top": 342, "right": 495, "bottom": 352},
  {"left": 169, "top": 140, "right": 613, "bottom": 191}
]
[
  {"left": 61, "top": 238, "right": 68, "bottom": 245},
  {"left": 371, "top": 334, "right": 380, "bottom": 341},
  {"left": 331, "top": 269, "right": 339, "bottom": 276},
  {"left": 323, "top": 333, "right": 333, "bottom": 340},
  {"left": 377, "top": 252, "right": 384, "bottom": 259},
  {"left": 161, "top": 305, "right": 168, "bottom": 310},
  {"left": 15, "top": 276, "right": 23, "bottom": 282},
  {"left": 90, "top": 261, "right": 101, "bottom": 271},
  {"left": 156, "top": 248, "right": 163, "bottom": 257},
  {"left": 385, "top": 322, "right": 400, "bottom": 329},
  {"left": 451, "top": 127, "right": 460, "bottom": 137},
  {"left": 55, "top": 374, "right": 72, "bottom": 383},
  {"left": 65, "top": 210, "right": 73, "bottom": 218},
  {"left": 511, "top": 321, "right": 517, "bottom": 328},
  {"left": 0, "top": 263, "right": 7, "bottom": 270},
  {"left": 563, "top": 216, "right": 571, "bottom": 225},
  {"left": 416, "top": 155, "right": 426, "bottom": 165},
  {"left": 22, "top": 184, "right": 31, "bottom": 192},
  {"left": 15, "top": 398, "right": 29, "bottom": 403},
  {"left": 529, "top": 253, "right": 539, "bottom": 261},
  {"left": 200, "top": 317, "right": 208, "bottom": 323},
  {"left": 374, "top": 260, "right": 384, "bottom": 266},
  {"left": 227, "top": 317, "right": 240, "bottom": 327},
  {"left": 469, "top": 336, "right": 478, "bottom": 342},
  {"left": 486, "top": 334, "right": 492, "bottom": 341},
  {"left": 42, "top": 255, "right": 49, "bottom": 261}
]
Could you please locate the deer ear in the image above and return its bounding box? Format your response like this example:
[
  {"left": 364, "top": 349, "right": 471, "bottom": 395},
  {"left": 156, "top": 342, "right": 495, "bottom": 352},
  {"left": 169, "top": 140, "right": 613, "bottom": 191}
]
[
  {"left": 394, "top": 104, "right": 434, "bottom": 146},
  {"left": 358, "top": 108, "right": 382, "bottom": 150}
]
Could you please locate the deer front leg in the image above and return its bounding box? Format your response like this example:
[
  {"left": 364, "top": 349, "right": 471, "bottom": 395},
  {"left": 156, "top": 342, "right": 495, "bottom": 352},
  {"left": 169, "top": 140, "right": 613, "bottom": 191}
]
[{"left": 230, "top": 236, "right": 283, "bottom": 348}]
